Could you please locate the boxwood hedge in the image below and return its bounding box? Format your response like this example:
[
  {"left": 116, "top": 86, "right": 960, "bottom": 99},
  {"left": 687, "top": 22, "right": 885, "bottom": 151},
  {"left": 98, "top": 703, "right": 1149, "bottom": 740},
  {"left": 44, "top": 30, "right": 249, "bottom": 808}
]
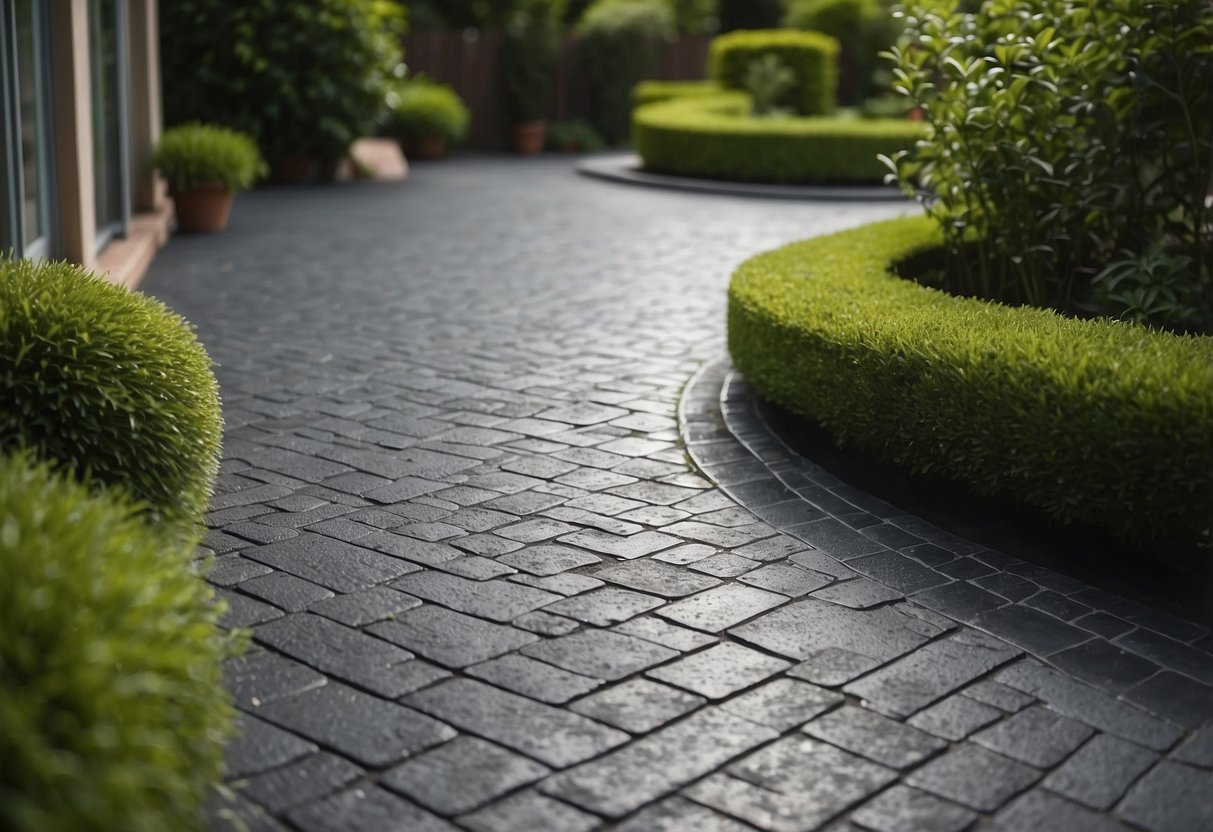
[
  {"left": 728, "top": 216, "right": 1213, "bottom": 539},
  {"left": 708, "top": 29, "right": 840, "bottom": 116},
  {"left": 632, "top": 79, "right": 723, "bottom": 107},
  {"left": 633, "top": 92, "right": 926, "bottom": 184},
  {"left": 0, "top": 453, "right": 235, "bottom": 831},
  {"left": 0, "top": 258, "right": 222, "bottom": 528}
]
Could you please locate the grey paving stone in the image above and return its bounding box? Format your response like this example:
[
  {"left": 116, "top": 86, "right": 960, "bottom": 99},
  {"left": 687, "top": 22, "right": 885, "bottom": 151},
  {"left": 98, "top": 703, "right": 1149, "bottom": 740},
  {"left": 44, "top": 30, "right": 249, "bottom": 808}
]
[
  {"left": 1116, "top": 761, "right": 1213, "bottom": 832},
  {"left": 590, "top": 558, "right": 721, "bottom": 597},
  {"left": 732, "top": 535, "right": 809, "bottom": 562},
  {"left": 521, "top": 628, "right": 678, "bottom": 680},
  {"left": 811, "top": 578, "right": 904, "bottom": 609},
  {"left": 224, "top": 649, "right": 327, "bottom": 709},
  {"left": 240, "top": 752, "right": 363, "bottom": 815},
  {"left": 225, "top": 712, "right": 318, "bottom": 778},
  {"left": 360, "top": 532, "right": 462, "bottom": 565},
  {"left": 806, "top": 705, "right": 947, "bottom": 769},
  {"left": 1123, "top": 671, "right": 1213, "bottom": 729},
  {"left": 307, "top": 586, "right": 421, "bottom": 627},
  {"left": 209, "top": 791, "right": 293, "bottom": 832},
  {"left": 847, "top": 551, "right": 950, "bottom": 594},
  {"left": 256, "top": 683, "right": 455, "bottom": 767},
  {"left": 790, "top": 548, "right": 859, "bottom": 580},
  {"left": 1042, "top": 733, "right": 1158, "bottom": 809},
  {"left": 788, "top": 647, "right": 883, "bottom": 687},
  {"left": 286, "top": 786, "right": 457, "bottom": 832},
  {"left": 240, "top": 573, "right": 334, "bottom": 613},
  {"left": 219, "top": 589, "right": 285, "bottom": 629},
  {"left": 1172, "top": 725, "right": 1213, "bottom": 768},
  {"left": 613, "top": 796, "right": 755, "bottom": 832},
  {"left": 496, "top": 543, "right": 601, "bottom": 576},
  {"left": 542, "top": 586, "right": 665, "bottom": 626},
  {"left": 972, "top": 705, "right": 1096, "bottom": 768},
  {"left": 512, "top": 609, "right": 582, "bottom": 636},
  {"left": 720, "top": 678, "right": 843, "bottom": 731},
  {"left": 905, "top": 743, "right": 1040, "bottom": 812},
  {"left": 990, "top": 789, "right": 1128, "bottom": 832},
  {"left": 391, "top": 571, "right": 561, "bottom": 622},
  {"left": 647, "top": 642, "right": 790, "bottom": 699},
  {"left": 226, "top": 522, "right": 300, "bottom": 546},
  {"left": 850, "top": 785, "right": 978, "bottom": 832},
  {"left": 542, "top": 706, "right": 779, "bottom": 817},
  {"left": 403, "top": 679, "right": 628, "bottom": 768},
  {"left": 207, "top": 555, "right": 275, "bottom": 587},
  {"left": 907, "top": 694, "right": 1003, "bottom": 741},
  {"left": 913, "top": 581, "right": 1008, "bottom": 623},
  {"left": 788, "top": 518, "right": 890, "bottom": 561},
  {"left": 739, "top": 563, "right": 833, "bottom": 597},
  {"left": 440, "top": 555, "right": 517, "bottom": 580},
  {"left": 688, "top": 552, "right": 761, "bottom": 577},
  {"left": 558, "top": 528, "right": 680, "bottom": 559},
  {"left": 963, "top": 680, "right": 1035, "bottom": 712},
  {"left": 247, "top": 534, "right": 415, "bottom": 592},
  {"left": 570, "top": 678, "right": 706, "bottom": 733},
  {"left": 664, "top": 520, "right": 775, "bottom": 548},
  {"left": 972, "top": 604, "right": 1092, "bottom": 657},
  {"left": 657, "top": 584, "right": 787, "bottom": 633},
  {"left": 495, "top": 518, "right": 578, "bottom": 543},
  {"left": 467, "top": 653, "right": 603, "bottom": 704},
  {"left": 457, "top": 790, "right": 600, "bottom": 832},
  {"left": 381, "top": 737, "right": 550, "bottom": 815},
  {"left": 368, "top": 605, "right": 537, "bottom": 668},
  {"left": 449, "top": 534, "right": 524, "bottom": 557},
  {"left": 613, "top": 615, "right": 719, "bottom": 651}
]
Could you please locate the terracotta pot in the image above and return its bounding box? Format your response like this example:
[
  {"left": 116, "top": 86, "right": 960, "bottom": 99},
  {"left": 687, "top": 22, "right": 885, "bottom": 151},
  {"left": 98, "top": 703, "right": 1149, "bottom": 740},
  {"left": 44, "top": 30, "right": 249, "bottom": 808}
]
[
  {"left": 410, "top": 135, "right": 447, "bottom": 160},
  {"left": 512, "top": 120, "right": 548, "bottom": 156},
  {"left": 270, "top": 154, "right": 314, "bottom": 183},
  {"left": 173, "top": 182, "right": 234, "bottom": 233}
]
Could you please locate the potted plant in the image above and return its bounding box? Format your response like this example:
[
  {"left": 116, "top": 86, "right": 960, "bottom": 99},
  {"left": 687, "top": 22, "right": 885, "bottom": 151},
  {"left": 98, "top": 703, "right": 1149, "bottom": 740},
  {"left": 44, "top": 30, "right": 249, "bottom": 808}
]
[
  {"left": 151, "top": 123, "right": 264, "bottom": 233},
  {"left": 382, "top": 77, "right": 471, "bottom": 160},
  {"left": 503, "top": 0, "right": 566, "bottom": 154},
  {"left": 546, "top": 120, "right": 605, "bottom": 153}
]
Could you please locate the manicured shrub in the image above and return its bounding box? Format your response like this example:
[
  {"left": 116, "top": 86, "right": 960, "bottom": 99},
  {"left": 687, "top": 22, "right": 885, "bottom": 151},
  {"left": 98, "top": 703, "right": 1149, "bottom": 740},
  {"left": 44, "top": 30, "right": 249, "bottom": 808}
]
[
  {"left": 577, "top": 0, "right": 676, "bottom": 144},
  {"left": 160, "top": 0, "right": 407, "bottom": 162},
  {"left": 0, "top": 453, "right": 236, "bottom": 832},
  {"left": 383, "top": 78, "right": 471, "bottom": 151},
  {"left": 633, "top": 92, "right": 924, "bottom": 183},
  {"left": 783, "top": 0, "right": 900, "bottom": 103},
  {"left": 504, "top": 0, "right": 567, "bottom": 124},
  {"left": 728, "top": 216, "right": 1213, "bottom": 539},
  {"left": 150, "top": 122, "right": 266, "bottom": 193},
  {"left": 0, "top": 257, "right": 222, "bottom": 528},
  {"left": 709, "top": 29, "right": 839, "bottom": 115},
  {"left": 632, "top": 79, "right": 723, "bottom": 106},
  {"left": 668, "top": 0, "right": 719, "bottom": 33},
  {"left": 546, "top": 119, "right": 607, "bottom": 152}
]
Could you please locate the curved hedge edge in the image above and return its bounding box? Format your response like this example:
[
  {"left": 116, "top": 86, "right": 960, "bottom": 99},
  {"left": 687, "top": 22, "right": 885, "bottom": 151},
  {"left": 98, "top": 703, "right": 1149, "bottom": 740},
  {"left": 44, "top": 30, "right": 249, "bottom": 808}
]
[
  {"left": 633, "top": 93, "right": 925, "bottom": 185},
  {"left": 727, "top": 215, "right": 1213, "bottom": 539},
  {"left": 632, "top": 79, "right": 724, "bottom": 107}
]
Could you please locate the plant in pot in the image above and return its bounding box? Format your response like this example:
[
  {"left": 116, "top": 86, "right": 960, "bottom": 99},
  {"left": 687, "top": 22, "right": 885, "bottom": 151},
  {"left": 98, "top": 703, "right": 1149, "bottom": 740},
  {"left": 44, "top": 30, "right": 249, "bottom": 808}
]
[
  {"left": 151, "top": 123, "right": 264, "bottom": 233},
  {"left": 383, "top": 77, "right": 471, "bottom": 160},
  {"left": 503, "top": 0, "right": 566, "bottom": 155}
]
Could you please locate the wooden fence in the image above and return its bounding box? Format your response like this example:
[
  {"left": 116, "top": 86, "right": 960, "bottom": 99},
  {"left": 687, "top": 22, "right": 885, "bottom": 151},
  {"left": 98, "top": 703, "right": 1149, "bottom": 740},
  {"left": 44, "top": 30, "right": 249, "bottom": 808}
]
[{"left": 402, "top": 32, "right": 713, "bottom": 150}]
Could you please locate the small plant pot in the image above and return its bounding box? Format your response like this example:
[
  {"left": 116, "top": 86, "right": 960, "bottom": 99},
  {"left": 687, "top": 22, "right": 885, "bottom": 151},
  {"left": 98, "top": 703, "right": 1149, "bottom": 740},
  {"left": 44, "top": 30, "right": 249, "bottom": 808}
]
[
  {"left": 173, "top": 182, "right": 234, "bottom": 233},
  {"left": 512, "top": 121, "right": 548, "bottom": 156},
  {"left": 410, "top": 135, "right": 447, "bottom": 160},
  {"left": 270, "top": 154, "right": 314, "bottom": 184}
]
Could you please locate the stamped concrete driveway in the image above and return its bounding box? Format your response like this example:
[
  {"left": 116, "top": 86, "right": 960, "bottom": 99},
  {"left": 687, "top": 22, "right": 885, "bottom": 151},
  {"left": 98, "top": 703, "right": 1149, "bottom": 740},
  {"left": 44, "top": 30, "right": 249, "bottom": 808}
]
[{"left": 144, "top": 157, "right": 1213, "bottom": 832}]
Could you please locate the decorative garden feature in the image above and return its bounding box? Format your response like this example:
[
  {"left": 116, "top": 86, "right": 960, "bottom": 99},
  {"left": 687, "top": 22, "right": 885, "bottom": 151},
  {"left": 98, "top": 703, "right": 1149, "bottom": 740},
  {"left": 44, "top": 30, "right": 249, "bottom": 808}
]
[
  {"left": 708, "top": 29, "right": 841, "bottom": 116},
  {"left": 151, "top": 123, "right": 265, "bottom": 233},
  {"left": 383, "top": 77, "right": 472, "bottom": 160}
]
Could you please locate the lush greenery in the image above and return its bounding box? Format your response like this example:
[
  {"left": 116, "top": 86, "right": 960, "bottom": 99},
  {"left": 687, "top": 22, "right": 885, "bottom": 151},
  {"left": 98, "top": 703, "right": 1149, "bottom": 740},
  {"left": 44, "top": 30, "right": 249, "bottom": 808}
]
[
  {"left": 383, "top": 78, "right": 471, "bottom": 148},
  {"left": 546, "top": 119, "right": 607, "bottom": 151},
  {"left": 0, "top": 258, "right": 222, "bottom": 529},
  {"left": 160, "top": 0, "right": 407, "bottom": 161},
  {"left": 783, "top": 0, "right": 900, "bottom": 103},
  {"left": 577, "top": 0, "right": 676, "bottom": 144},
  {"left": 884, "top": 0, "right": 1213, "bottom": 331},
  {"left": 729, "top": 217, "right": 1213, "bottom": 539},
  {"left": 151, "top": 123, "right": 265, "bottom": 193},
  {"left": 718, "top": 0, "right": 784, "bottom": 30},
  {"left": 634, "top": 92, "right": 924, "bottom": 183},
  {"left": 0, "top": 453, "right": 236, "bottom": 832},
  {"left": 632, "top": 79, "right": 723, "bottom": 107},
  {"left": 709, "top": 29, "right": 840, "bottom": 116},
  {"left": 504, "top": 0, "right": 567, "bottom": 123}
]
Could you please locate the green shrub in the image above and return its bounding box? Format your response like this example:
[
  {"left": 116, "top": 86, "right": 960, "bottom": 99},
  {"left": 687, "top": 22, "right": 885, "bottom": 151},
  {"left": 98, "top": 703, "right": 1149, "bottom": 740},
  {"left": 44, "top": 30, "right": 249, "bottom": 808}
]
[
  {"left": 633, "top": 92, "right": 924, "bottom": 183},
  {"left": 577, "top": 0, "right": 676, "bottom": 144},
  {"left": 150, "top": 122, "right": 266, "bottom": 193},
  {"left": 546, "top": 119, "right": 607, "bottom": 151},
  {"left": 709, "top": 29, "right": 839, "bottom": 115},
  {"left": 160, "top": 0, "right": 407, "bottom": 161},
  {"left": 0, "top": 453, "right": 237, "bottom": 832},
  {"left": 0, "top": 258, "right": 222, "bottom": 528},
  {"left": 728, "top": 216, "right": 1213, "bottom": 539},
  {"left": 668, "top": 0, "right": 719, "bottom": 33},
  {"left": 718, "top": 0, "right": 784, "bottom": 31},
  {"left": 505, "top": 0, "right": 567, "bottom": 123},
  {"left": 632, "top": 79, "right": 723, "bottom": 107},
  {"left": 783, "top": 0, "right": 900, "bottom": 103},
  {"left": 383, "top": 78, "right": 471, "bottom": 148}
]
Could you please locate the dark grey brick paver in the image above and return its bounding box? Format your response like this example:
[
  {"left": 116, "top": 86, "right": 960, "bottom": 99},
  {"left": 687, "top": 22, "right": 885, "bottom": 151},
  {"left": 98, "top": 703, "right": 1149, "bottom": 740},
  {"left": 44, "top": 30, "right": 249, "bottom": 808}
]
[
  {"left": 380, "top": 736, "right": 550, "bottom": 815},
  {"left": 905, "top": 743, "right": 1040, "bottom": 812}
]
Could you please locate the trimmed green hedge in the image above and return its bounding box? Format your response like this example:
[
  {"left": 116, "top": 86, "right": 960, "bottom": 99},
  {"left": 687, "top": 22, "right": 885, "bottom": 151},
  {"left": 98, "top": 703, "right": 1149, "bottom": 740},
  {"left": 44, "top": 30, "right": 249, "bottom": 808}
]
[
  {"left": 0, "top": 258, "right": 222, "bottom": 529},
  {"left": 632, "top": 79, "right": 724, "bottom": 107},
  {"left": 633, "top": 92, "right": 926, "bottom": 184},
  {"left": 0, "top": 453, "right": 235, "bottom": 831},
  {"left": 708, "top": 29, "right": 840, "bottom": 116},
  {"left": 728, "top": 216, "right": 1213, "bottom": 539}
]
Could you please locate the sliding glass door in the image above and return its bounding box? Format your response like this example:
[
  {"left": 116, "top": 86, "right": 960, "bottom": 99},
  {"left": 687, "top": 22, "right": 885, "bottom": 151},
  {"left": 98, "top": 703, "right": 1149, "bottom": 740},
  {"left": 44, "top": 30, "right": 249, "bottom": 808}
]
[{"left": 90, "top": 0, "right": 129, "bottom": 249}]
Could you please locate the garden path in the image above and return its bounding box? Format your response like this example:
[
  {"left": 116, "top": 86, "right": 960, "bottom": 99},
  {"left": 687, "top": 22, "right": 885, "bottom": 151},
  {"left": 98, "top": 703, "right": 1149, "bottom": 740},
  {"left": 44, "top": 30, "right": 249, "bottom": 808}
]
[{"left": 144, "top": 157, "right": 1213, "bottom": 832}]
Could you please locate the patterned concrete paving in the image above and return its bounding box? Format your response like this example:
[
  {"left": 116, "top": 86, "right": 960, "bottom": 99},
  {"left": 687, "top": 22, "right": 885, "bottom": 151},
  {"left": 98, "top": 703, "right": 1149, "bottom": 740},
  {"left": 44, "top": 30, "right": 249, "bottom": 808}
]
[{"left": 142, "top": 157, "right": 1213, "bottom": 832}]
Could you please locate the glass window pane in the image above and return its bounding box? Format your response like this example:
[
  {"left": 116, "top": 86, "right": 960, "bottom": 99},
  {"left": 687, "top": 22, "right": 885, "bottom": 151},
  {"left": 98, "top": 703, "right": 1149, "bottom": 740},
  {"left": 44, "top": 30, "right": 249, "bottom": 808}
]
[
  {"left": 15, "top": 0, "right": 46, "bottom": 248},
  {"left": 90, "top": 0, "right": 125, "bottom": 234}
]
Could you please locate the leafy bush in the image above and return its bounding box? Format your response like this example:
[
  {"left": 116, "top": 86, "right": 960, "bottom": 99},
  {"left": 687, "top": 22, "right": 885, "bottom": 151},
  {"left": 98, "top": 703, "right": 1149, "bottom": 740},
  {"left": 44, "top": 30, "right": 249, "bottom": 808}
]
[
  {"left": 668, "top": 0, "right": 719, "bottom": 33},
  {"left": 160, "top": 0, "right": 407, "bottom": 161},
  {"left": 783, "top": 0, "right": 900, "bottom": 103},
  {"left": 634, "top": 92, "right": 922, "bottom": 183},
  {"left": 0, "top": 257, "right": 222, "bottom": 529},
  {"left": 718, "top": 0, "right": 784, "bottom": 31},
  {"left": 728, "top": 216, "right": 1213, "bottom": 539},
  {"left": 709, "top": 29, "right": 840, "bottom": 115},
  {"left": 150, "top": 123, "right": 265, "bottom": 193},
  {"left": 884, "top": 1, "right": 1213, "bottom": 328},
  {"left": 505, "top": 0, "right": 567, "bottom": 123},
  {"left": 383, "top": 78, "right": 471, "bottom": 148},
  {"left": 0, "top": 453, "right": 237, "bottom": 832},
  {"left": 546, "top": 119, "right": 607, "bottom": 151},
  {"left": 577, "top": 0, "right": 676, "bottom": 144},
  {"left": 632, "top": 79, "right": 723, "bottom": 106},
  {"left": 744, "top": 54, "right": 796, "bottom": 116}
]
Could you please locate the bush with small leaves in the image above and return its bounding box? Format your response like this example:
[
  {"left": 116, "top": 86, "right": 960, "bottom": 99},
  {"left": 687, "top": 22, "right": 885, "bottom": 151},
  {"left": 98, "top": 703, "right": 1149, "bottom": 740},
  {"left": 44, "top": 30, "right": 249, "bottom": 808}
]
[
  {"left": 382, "top": 78, "right": 471, "bottom": 150},
  {"left": 709, "top": 29, "right": 840, "bottom": 115},
  {"left": 0, "top": 257, "right": 222, "bottom": 529},
  {"left": 0, "top": 453, "right": 237, "bottom": 832},
  {"left": 632, "top": 79, "right": 723, "bottom": 107},
  {"left": 151, "top": 122, "right": 266, "bottom": 193}
]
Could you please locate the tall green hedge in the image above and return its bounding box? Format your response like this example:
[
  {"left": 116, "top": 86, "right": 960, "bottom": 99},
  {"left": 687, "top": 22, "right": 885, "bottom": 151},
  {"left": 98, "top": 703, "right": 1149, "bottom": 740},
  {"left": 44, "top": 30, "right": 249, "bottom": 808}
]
[
  {"left": 0, "top": 258, "right": 222, "bottom": 529},
  {"left": 0, "top": 453, "right": 236, "bottom": 831},
  {"left": 709, "top": 29, "right": 840, "bottom": 115},
  {"left": 728, "top": 216, "right": 1213, "bottom": 539},
  {"left": 633, "top": 93, "right": 924, "bottom": 183}
]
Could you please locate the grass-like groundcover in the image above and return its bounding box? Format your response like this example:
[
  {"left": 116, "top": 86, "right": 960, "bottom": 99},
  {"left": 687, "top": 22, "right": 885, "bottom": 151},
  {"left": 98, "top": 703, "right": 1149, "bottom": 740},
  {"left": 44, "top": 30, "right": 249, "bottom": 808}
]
[
  {"left": 633, "top": 92, "right": 925, "bottom": 185},
  {"left": 728, "top": 215, "right": 1213, "bottom": 540}
]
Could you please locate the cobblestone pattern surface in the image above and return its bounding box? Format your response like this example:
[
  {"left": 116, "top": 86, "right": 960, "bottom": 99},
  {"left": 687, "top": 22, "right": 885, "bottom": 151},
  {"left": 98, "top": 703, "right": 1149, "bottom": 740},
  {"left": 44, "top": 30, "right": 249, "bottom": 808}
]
[{"left": 141, "top": 158, "right": 1213, "bottom": 832}]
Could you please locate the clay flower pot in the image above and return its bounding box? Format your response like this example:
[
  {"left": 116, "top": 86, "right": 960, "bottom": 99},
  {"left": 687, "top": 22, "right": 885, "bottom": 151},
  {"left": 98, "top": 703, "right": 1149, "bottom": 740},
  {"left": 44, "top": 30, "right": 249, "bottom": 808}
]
[
  {"left": 173, "top": 182, "right": 234, "bottom": 234},
  {"left": 512, "top": 120, "right": 548, "bottom": 156}
]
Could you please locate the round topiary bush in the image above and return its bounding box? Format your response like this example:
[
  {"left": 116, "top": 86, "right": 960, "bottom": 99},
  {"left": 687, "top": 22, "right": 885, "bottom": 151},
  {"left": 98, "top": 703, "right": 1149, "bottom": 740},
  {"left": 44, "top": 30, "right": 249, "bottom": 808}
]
[
  {"left": 151, "top": 122, "right": 266, "bottom": 194},
  {"left": 0, "top": 257, "right": 222, "bottom": 528},
  {"left": 0, "top": 452, "right": 236, "bottom": 831},
  {"left": 708, "top": 29, "right": 841, "bottom": 116},
  {"left": 383, "top": 78, "right": 471, "bottom": 155}
]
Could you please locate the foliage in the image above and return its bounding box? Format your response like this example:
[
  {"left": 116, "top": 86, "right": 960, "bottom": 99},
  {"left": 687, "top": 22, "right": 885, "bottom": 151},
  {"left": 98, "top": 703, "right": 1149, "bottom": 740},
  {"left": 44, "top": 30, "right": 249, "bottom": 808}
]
[
  {"left": 546, "top": 119, "right": 607, "bottom": 151},
  {"left": 709, "top": 29, "right": 840, "bottom": 115},
  {"left": 783, "top": 0, "right": 901, "bottom": 103},
  {"left": 883, "top": 0, "right": 1213, "bottom": 329},
  {"left": 0, "top": 258, "right": 222, "bottom": 530},
  {"left": 160, "top": 0, "right": 407, "bottom": 160},
  {"left": 668, "top": 0, "right": 719, "bottom": 33},
  {"left": 1092, "top": 246, "right": 1201, "bottom": 330},
  {"left": 577, "top": 0, "right": 676, "bottom": 144},
  {"left": 718, "top": 0, "right": 784, "bottom": 31},
  {"left": 744, "top": 54, "right": 796, "bottom": 116},
  {"left": 151, "top": 123, "right": 265, "bottom": 193},
  {"left": 383, "top": 77, "right": 471, "bottom": 147},
  {"left": 728, "top": 216, "right": 1213, "bottom": 539},
  {"left": 633, "top": 92, "right": 925, "bottom": 183},
  {"left": 632, "top": 79, "right": 723, "bottom": 106},
  {"left": 0, "top": 452, "right": 238, "bottom": 832},
  {"left": 505, "top": 0, "right": 567, "bottom": 123}
]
